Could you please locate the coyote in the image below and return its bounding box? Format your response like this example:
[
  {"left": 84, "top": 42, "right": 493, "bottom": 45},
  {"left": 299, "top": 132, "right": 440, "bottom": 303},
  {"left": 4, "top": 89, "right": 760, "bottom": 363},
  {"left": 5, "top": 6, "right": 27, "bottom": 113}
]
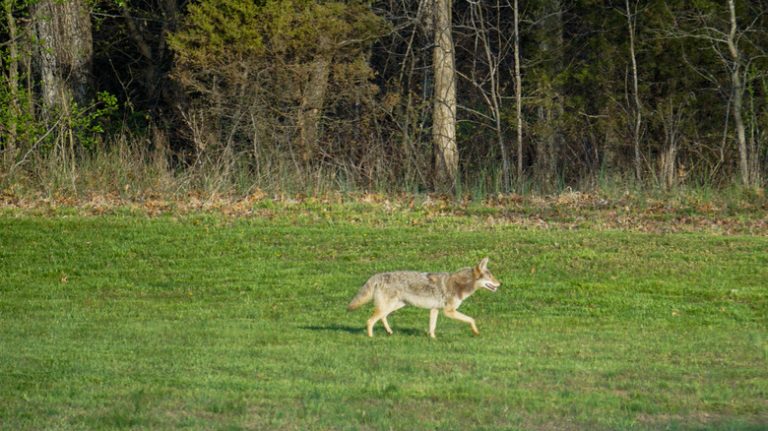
[{"left": 348, "top": 257, "right": 500, "bottom": 338}]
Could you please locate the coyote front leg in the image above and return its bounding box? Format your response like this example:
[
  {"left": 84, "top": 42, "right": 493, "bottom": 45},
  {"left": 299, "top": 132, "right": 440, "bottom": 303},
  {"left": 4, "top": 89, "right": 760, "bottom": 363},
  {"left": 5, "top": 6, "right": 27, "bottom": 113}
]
[
  {"left": 444, "top": 309, "right": 479, "bottom": 335},
  {"left": 428, "top": 308, "right": 439, "bottom": 338}
]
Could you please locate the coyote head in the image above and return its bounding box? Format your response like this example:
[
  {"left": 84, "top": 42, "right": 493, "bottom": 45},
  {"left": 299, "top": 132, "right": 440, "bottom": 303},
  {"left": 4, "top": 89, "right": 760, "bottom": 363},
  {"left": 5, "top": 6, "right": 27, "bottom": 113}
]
[{"left": 473, "top": 257, "right": 501, "bottom": 292}]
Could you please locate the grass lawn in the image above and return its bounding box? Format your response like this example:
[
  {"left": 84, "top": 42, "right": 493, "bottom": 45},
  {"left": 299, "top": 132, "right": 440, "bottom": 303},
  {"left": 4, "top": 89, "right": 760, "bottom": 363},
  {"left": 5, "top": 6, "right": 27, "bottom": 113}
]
[{"left": 0, "top": 204, "right": 766, "bottom": 430}]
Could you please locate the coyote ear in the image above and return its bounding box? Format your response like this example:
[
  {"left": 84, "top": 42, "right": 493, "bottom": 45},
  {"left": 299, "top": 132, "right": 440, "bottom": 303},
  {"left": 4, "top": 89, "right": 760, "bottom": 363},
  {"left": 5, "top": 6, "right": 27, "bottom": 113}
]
[{"left": 478, "top": 257, "right": 489, "bottom": 270}]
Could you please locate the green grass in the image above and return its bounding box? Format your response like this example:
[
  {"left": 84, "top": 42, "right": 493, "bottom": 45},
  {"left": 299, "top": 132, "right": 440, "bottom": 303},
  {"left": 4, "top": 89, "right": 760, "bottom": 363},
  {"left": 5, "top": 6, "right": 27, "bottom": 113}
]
[{"left": 0, "top": 208, "right": 766, "bottom": 430}]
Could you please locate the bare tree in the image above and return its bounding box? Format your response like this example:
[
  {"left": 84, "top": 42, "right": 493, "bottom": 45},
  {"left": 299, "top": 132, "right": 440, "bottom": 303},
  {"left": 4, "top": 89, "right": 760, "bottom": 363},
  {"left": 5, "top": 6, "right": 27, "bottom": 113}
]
[
  {"left": 457, "top": 1, "right": 512, "bottom": 191},
  {"left": 658, "top": 99, "right": 687, "bottom": 189},
  {"left": 671, "top": 0, "right": 766, "bottom": 187},
  {"left": 726, "top": 0, "right": 751, "bottom": 186},
  {"left": 432, "top": 0, "right": 458, "bottom": 191},
  {"left": 2, "top": 0, "right": 19, "bottom": 163},
  {"left": 623, "top": 0, "right": 643, "bottom": 182},
  {"left": 297, "top": 57, "right": 331, "bottom": 164},
  {"left": 513, "top": 0, "right": 523, "bottom": 183},
  {"left": 532, "top": 0, "right": 564, "bottom": 189}
]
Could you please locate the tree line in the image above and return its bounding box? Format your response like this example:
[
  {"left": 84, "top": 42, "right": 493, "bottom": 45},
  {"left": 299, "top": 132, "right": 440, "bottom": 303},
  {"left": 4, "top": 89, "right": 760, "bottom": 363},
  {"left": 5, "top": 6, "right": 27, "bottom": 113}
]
[{"left": 1, "top": 0, "right": 767, "bottom": 195}]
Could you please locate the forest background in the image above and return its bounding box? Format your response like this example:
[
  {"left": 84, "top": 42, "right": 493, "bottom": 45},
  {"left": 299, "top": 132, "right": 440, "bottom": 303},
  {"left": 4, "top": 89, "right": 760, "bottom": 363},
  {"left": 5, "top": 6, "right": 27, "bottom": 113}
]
[
  {"left": 2, "top": 4, "right": 767, "bottom": 428},
  {"left": 1, "top": 0, "right": 767, "bottom": 198}
]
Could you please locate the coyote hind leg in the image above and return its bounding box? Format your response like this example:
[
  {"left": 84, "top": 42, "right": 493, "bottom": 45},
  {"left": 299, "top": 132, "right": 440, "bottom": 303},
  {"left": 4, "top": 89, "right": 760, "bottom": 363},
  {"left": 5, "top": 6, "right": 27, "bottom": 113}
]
[
  {"left": 367, "top": 303, "right": 405, "bottom": 337},
  {"left": 380, "top": 303, "right": 406, "bottom": 336},
  {"left": 381, "top": 316, "right": 393, "bottom": 335},
  {"left": 366, "top": 308, "right": 387, "bottom": 337}
]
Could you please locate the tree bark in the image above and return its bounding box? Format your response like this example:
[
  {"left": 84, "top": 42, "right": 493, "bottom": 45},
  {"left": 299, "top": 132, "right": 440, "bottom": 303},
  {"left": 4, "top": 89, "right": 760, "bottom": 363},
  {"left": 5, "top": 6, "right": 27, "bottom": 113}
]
[
  {"left": 3, "top": 0, "right": 19, "bottom": 162},
  {"left": 625, "top": 0, "right": 643, "bottom": 182},
  {"left": 514, "top": 0, "right": 523, "bottom": 184},
  {"left": 297, "top": 57, "right": 330, "bottom": 164},
  {"left": 726, "top": 0, "right": 750, "bottom": 187},
  {"left": 468, "top": 1, "right": 509, "bottom": 191},
  {"left": 659, "top": 102, "right": 681, "bottom": 190},
  {"left": 33, "top": 0, "right": 93, "bottom": 114},
  {"left": 533, "top": 0, "right": 563, "bottom": 190},
  {"left": 432, "top": 0, "right": 458, "bottom": 192},
  {"left": 486, "top": 1, "right": 510, "bottom": 192}
]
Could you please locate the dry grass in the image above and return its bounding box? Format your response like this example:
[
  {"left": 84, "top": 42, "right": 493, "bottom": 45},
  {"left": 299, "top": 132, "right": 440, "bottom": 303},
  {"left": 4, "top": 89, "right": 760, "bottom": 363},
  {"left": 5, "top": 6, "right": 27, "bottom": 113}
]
[{"left": 2, "top": 134, "right": 767, "bottom": 235}]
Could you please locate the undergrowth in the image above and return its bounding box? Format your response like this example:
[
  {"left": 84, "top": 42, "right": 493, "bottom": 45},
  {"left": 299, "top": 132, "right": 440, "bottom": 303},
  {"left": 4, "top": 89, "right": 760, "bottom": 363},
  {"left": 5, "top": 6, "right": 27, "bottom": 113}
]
[{"left": 2, "top": 133, "right": 766, "bottom": 198}]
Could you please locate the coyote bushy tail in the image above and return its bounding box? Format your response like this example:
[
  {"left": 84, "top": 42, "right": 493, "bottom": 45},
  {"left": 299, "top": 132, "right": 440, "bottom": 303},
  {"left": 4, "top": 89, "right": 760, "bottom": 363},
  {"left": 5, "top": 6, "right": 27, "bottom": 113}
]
[
  {"left": 348, "top": 278, "right": 375, "bottom": 311},
  {"left": 348, "top": 258, "right": 501, "bottom": 338}
]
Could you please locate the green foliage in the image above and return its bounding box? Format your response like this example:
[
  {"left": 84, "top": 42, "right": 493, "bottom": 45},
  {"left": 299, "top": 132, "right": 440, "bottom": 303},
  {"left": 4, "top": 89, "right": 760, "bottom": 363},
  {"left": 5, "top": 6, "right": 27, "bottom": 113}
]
[
  {"left": 3, "top": 0, "right": 767, "bottom": 192},
  {"left": 25, "top": 91, "right": 122, "bottom": 153},
  {"left": 0, "top": 76, "right": 39, "bottom": 149},
  {"left": 170, "top": 0, "right": 387, "bottom": 67},
  {"left": 167, "top": 0, "right": 389, "bottom": 177},
  {"left": 68, "top": 91, "right": 119, "bottom": 149},
  {"left": 168, "top": 0, "right": 266, "bottom": 66},
  {"left": 259, "top": 0, "right": 388, "bottom": 60},
  {"left": 0, "top": 211, "right": 766, "bottom": 429}
]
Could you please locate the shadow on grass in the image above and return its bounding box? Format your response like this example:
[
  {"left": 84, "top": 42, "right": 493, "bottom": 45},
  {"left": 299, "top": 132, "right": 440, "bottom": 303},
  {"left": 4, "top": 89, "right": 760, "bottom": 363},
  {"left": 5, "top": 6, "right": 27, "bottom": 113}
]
[
  {"left": 300, "top": 325, "right": 425, "bottom": 336},
  {"left": 653, "top": 420, "right": 768, "bottom": 431}
]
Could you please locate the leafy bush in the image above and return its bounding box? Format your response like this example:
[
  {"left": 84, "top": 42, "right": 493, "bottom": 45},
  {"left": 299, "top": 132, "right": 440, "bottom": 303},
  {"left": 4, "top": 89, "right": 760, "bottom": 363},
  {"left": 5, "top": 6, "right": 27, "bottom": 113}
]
[{"left": 169, "top": 0, "right": 388, "bottom": 181}]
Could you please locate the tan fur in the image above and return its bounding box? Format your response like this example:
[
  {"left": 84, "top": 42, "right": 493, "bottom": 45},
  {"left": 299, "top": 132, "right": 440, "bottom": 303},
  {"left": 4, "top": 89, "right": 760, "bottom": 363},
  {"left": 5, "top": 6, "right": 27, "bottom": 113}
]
[
  {"left": 347, "top": 257, "right": 501, "bottom": 338},
  {"left": 347, "top": 279, "right": 374, "bottom": 311}
]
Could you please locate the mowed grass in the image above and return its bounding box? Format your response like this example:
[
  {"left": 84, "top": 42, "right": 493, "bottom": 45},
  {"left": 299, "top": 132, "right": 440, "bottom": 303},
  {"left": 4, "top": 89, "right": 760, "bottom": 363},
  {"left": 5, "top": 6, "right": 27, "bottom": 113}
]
[{"left": 0, "top": 207, "right": 766, "bottom": 430}]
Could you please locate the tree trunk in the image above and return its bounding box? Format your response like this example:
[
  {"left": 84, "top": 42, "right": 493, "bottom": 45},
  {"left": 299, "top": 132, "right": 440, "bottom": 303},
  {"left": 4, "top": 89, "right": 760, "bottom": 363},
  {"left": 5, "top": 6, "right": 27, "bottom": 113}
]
[
  {"left": 533, "top": 0, "right": 563, "bottom": 190},
  {"left": 491, "top": 0, "right": 509, "bottom": 192},
  {"left": 659, "top": 103, "right": 680, "bottom": 190},
  {"left": 726, "top": 0, "right": 750, "bottom": 187},
  {"left": 513, "top": 0, "right": 523, "bottom": 184},
  {"left": 3, "top": 0, "right": 20, "bottom": 163},
  {"left": 298, "top": 57, "right": 330, "bottom": 164},
  {"left": 432, "top": 0, "right": 458, "bottom": 192},
  {"left": 468, "top": 0, "right": 509, "bottom": 192},
  {"left": 33, "top": 0, "right": 93, "bottom": 114},
  {"left": 659, "top": 145, "right": 676, "bottom": 190},
  {"left": 747, "top": 92, "right": 761, "bottom": 185},
  {"left": 625, "top": 0, "right": 643, "bottom": 182},
  {"left": 22, "top": 18, "right": 35, "bottom": 123}
]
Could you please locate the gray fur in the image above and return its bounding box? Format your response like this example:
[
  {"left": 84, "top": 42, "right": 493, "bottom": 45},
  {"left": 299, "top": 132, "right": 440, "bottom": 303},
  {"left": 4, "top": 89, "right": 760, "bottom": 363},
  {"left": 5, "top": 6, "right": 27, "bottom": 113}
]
[{"left": 348, "top": 258, "right": 500, "bottom": 337}]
